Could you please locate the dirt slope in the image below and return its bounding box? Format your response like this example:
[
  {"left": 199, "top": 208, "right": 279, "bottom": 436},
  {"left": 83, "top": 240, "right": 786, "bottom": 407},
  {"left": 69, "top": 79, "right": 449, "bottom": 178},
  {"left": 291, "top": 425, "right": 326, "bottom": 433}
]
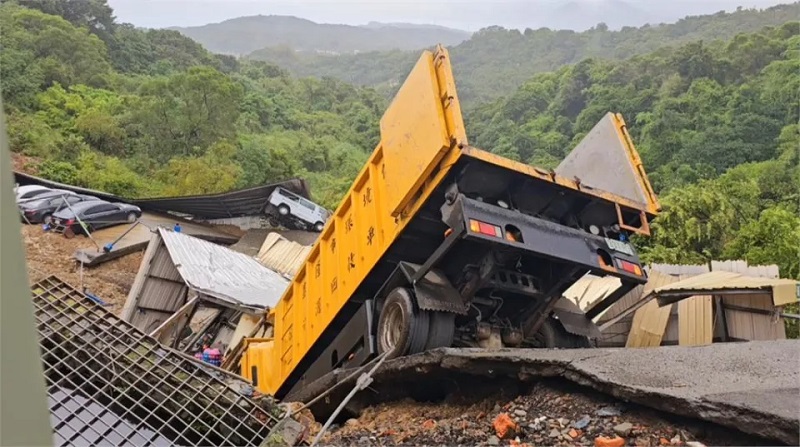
[{"left": 21, "top": 225, "right": 143, "bottom": 315}]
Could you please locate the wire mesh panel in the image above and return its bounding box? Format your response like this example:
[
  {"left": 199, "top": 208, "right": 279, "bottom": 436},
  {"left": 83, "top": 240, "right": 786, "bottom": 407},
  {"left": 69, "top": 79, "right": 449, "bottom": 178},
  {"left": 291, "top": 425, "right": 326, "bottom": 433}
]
[{"left": 31, "top": 275, "right": 283, "bottom": 447}]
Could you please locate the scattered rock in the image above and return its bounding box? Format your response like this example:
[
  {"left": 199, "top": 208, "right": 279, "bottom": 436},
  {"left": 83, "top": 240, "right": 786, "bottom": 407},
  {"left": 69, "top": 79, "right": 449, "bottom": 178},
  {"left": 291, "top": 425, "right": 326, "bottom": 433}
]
[
  {"left": 670, "top": 434, "right": 682, "bottom": 445},
  {"left": 345, "top": 418, "right": 359, "bottom": 427},
  {"left": 514, "top": 409, "right": 527, "bottom": 417},
  {"left": 597, "top": 406, "right": 622, "bottom": 417},
  {"left": 574, "top": 415, "right": 591, "bottom": 429},
  {"left": 492, "top": 413, "right": 518, "bottom": 440},
  {"left": 568, "top": 429, "right": 579, "bottom": 439},
  {"left": 685, "top": 442, "right": 706, "bottom": 447},
  {"left": 487, "top": 435, "right": 500, "bottom": 446},
  {"left": 614, "top": 422, "right": 633, "bottom": 437},
  {"left": 422, "top": 419, "right": 436, "bottom": 430},
  {"left": 549, "top": 429, "right": 561, "bottom": 438},
  {"left": 557, "top": 417, "right": 570, "bottom": 427}
]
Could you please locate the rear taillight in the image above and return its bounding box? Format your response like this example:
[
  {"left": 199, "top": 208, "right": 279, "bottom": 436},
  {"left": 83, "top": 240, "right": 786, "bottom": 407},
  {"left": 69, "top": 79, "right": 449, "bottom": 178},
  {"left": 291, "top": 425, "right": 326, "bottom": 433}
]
[
  {"left": 617, "top": 259, "right": 642, "bottom": 276},
  {"left": 469, "top": 219, "right": 502, "bottom": 238},
  {"left": 66, "top": 219, "right": 75, "bottom": 226}
]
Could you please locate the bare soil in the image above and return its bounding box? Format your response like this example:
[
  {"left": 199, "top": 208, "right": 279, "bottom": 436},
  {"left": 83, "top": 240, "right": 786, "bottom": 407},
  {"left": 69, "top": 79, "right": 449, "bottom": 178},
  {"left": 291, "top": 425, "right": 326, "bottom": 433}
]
[{"left": 21, "top": 225, "right": 143, "bottom": 315}]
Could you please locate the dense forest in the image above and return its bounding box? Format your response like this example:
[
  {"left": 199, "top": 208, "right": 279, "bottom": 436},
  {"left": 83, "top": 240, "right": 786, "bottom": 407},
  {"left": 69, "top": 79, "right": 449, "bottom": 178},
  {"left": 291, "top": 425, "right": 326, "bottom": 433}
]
[
  {"left": 249, "top": 2, "right": 800, "bottom": 102},
  {"left": 2, "top": 0, "right": 798, "bottom": 300},
  {"left": 2, "top": 0, "right": 386, "bottom": 207}
]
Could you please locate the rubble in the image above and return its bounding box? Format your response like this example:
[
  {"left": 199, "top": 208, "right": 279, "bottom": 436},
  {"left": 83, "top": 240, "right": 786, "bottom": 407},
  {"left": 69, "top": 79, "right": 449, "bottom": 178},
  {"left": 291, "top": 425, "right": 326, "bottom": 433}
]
[
  {"left": 321, "top": 379, "right": 774, "bottom": 446},
  {"left": 293, "top": 345, "right": 798, "bottom": 445}
]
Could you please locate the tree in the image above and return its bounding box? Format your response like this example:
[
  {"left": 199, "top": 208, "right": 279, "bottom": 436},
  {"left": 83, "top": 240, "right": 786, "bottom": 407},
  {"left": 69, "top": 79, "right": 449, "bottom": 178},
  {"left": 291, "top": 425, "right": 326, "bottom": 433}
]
[
  {"left": 156, "top": 141, "right": 243, "bottom": 196},
  {"left": 135, "top": 66, "right": 244, "bottom": 161},
  {"left": 0, "top": 4, "right": 113, "bottom": 109},
  {"left": 18, "top": 0, "right": 116, "bottom": 42}
]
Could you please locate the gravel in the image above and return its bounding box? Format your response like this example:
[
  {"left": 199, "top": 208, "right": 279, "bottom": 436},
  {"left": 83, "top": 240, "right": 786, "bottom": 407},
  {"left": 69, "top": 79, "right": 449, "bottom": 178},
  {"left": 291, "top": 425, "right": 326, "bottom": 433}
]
[{"left": 320, "top": 379, "right": 774, "bottom": 446}]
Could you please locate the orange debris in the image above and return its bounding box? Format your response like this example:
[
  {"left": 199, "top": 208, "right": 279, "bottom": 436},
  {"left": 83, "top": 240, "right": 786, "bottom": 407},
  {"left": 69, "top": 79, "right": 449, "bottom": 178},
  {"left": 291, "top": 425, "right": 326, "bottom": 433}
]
[
  {"left": 492, "top": 412, "right": 519, "bottom": 440},
  {"left": 595, "top": 436, "right": 626, "bottom": 447},
  {"left": 422, "top": 419, "right": 436, "bottom": 430}
]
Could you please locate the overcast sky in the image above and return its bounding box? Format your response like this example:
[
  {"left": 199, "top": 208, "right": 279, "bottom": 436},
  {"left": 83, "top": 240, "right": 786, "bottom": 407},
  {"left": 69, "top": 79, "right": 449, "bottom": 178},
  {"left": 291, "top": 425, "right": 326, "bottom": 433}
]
[{"left": 108, "top": 0, "right": 791, "bottom": 31}]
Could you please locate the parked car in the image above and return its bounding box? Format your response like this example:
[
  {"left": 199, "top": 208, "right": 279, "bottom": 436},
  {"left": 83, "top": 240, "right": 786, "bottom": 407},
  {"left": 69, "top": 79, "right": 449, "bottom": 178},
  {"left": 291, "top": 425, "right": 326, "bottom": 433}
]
[
  {"left": 15, "top": 184, "right": 55, "bottom": 203},
  {"left": 266, "top": 186, "right": 330, "bottom": 232},
  {"left": 50, "top": 200, "right": 142, "bottom": 235},
  {"left": 19, "top": 193, "right": 100, "bottom": 224}
]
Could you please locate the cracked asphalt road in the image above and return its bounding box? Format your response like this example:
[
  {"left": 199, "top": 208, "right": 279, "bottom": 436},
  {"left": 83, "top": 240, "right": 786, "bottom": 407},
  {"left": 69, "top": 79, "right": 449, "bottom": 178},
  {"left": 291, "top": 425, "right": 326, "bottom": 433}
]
[{"left": 293, "top": 340, "right": 800, "bottom": 444}]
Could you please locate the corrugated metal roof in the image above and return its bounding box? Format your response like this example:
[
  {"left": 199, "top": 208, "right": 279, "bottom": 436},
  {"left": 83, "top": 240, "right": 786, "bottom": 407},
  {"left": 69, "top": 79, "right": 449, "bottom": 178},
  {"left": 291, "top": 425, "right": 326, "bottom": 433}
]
[
  {"left": 563, "top": 274, "right": 622, "bottom": 311},
  {"left": 653, "top": 271, "right": 798, "bottom": 306},
  {"left": 158, "top": 228, "right": 289, "bottom": 309},
  {"left": 256, "top": 232, "right": 311, "bottom": 278}
]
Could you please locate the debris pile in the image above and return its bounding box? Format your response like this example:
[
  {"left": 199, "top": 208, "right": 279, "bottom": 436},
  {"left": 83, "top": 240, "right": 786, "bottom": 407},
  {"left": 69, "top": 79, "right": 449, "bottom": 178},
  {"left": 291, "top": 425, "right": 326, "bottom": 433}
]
[
  {"left": 322, "top": 380, "right": 771, "bottom": 446},
  {"left": 31, "top": 275, "right": 300, "bottom": 446}
]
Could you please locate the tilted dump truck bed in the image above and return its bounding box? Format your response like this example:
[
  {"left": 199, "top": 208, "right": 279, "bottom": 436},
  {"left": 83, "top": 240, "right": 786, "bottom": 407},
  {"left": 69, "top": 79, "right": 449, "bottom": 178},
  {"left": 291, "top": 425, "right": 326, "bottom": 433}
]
[{"left": 241, "top": 45, "right": 660, "bottom": 398}]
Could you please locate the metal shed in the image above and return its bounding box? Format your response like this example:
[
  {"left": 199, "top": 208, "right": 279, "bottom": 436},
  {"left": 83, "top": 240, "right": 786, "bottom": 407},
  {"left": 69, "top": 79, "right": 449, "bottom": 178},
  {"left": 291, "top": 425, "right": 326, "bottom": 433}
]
[{"left": 121, "top": 228, "right": 290, "bottom": 350}]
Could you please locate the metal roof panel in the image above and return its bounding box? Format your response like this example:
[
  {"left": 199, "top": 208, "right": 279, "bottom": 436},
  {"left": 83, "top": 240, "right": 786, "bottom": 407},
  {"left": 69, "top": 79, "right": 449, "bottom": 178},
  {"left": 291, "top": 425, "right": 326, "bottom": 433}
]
[{"left": 158, "top": 228, "right": 290, "bottom": 310}]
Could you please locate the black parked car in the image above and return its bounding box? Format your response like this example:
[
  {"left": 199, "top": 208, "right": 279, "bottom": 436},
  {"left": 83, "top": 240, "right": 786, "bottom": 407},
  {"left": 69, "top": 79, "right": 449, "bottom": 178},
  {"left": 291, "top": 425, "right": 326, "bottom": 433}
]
[
  {"left": 50, "top": 200, "right": 142, "bottom": 235},
  {"left": 20, "top": 193, "right": 100, "bottom": 224}
]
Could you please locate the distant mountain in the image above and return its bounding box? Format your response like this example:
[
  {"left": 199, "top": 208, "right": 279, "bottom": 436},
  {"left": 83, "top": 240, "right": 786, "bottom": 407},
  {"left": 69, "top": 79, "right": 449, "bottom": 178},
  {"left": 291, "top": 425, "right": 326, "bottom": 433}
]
[
  {"left": 538, "top": 0, "right": 656, "bottom": 30},
  {"left": 169, "top": 15, "right": 472, "bottom": 55},
  {"left": 248, "top": 2, "right": 800, "bottom": 103}
]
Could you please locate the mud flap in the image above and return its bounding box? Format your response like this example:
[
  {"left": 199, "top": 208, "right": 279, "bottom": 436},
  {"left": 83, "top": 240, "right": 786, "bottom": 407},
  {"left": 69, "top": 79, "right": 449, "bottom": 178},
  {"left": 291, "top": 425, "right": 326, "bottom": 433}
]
[
  {"left": 551, "top": 298, "right": 602, "bottom": 339},
  {"left": 400, "top": 263, "right": 468, "bottom": 315}
]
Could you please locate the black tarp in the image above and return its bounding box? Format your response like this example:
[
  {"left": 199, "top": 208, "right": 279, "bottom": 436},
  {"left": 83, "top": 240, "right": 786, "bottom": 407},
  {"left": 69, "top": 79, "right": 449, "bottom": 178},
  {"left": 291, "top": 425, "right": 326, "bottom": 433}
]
[{"left": 13, "top": 172, "right": 311, "bottom": 220}]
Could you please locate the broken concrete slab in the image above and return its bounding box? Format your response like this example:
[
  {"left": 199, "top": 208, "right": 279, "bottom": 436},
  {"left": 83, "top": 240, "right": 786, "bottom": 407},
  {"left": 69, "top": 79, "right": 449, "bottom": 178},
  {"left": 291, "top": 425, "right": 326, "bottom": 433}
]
[{"left": 290, "top": 341, "right": 799, "bottom": 445}]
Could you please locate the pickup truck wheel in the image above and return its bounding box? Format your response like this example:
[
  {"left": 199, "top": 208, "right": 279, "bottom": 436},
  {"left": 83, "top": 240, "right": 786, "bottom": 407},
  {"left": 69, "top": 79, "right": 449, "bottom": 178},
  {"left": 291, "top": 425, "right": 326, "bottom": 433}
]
[
  {"left": 42, "top": 214, "right": 52, "bottom": 225},
  {"left": 378, "top": 287, "right": 430, "bottom": 359},
  {"left": 278, "top": 205, "right": 290, "bottom": 216},
  {"left": 314, "top": 221, "right": 324, "bottom": 232}
]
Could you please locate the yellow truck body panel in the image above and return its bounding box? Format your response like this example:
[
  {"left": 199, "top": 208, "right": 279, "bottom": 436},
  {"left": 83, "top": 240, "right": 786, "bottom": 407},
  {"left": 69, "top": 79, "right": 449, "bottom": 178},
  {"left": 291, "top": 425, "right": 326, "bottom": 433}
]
[{"left": 242, "top": 45, "right": 660, "bottom": 397}]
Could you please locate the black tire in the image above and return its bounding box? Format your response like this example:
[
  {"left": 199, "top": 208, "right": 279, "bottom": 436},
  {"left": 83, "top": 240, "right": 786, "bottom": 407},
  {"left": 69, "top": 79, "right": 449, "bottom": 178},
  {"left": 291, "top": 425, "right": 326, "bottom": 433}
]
[
  {"left": 314, "top": 221, "right": 325, "bottom": 232},
  {"left": 377, "top": 287, "right": 429, "bottom": 359},
  {"left": 42, "top": 214, "right": 52, "bottom": 225},
  {"left": 424, "top": 311, "right": 455, "bottom": 351},
  {"left": 527, "top": 317, "right": 559, "bottom": 348},
  {"left": 278, "top": 205, "right": 290, "bottom": 216},
  {"left": 127, "top": 212, "right": 137, "bottom": 223}
]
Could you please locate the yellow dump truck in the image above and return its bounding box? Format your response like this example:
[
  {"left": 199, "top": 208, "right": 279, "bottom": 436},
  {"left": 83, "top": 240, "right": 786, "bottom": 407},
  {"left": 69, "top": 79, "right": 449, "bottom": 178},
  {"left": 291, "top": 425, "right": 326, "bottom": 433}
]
[{"left": 241, "top": 45, "right": 661, "bottom": 400}]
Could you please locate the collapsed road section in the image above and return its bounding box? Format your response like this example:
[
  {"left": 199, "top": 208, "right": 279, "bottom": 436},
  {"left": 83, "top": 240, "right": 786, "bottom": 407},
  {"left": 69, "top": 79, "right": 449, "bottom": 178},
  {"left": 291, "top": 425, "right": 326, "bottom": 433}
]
[{"left": 291, "top": 342, "right": 800, "bottom": 445}]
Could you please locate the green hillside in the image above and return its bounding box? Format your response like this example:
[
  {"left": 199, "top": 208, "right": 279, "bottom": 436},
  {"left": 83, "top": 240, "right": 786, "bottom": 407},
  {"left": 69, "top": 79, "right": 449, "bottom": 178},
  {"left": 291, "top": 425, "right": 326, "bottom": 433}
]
[
  {"left": 170, "top": 16, "right": 472, "bottom": 56},
  {"left": 1, "top": 0, "right": 798, "bottom": 299},
  {"left": 249, "top": 3, "right": 800, "bottom": 102}
]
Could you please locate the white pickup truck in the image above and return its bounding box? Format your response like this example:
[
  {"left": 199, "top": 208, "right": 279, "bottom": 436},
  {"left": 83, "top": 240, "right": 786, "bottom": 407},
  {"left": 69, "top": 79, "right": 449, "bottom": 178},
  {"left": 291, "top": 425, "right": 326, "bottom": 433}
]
[{"left": 266, "top": 186, "right": 330, "bottom": 232}]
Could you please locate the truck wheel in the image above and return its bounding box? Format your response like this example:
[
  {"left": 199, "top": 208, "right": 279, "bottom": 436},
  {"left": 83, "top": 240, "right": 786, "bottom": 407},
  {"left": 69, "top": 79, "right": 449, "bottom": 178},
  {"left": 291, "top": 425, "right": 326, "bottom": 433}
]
[
  {"left": 424, "top": 311, "right": 455, "bottom": 351},
  {"left": 526, "top": 317, "right": 558, "bottom": 348},
  {"left": 314, "top": 221, "right": 324, "bottom": 232},
  {"left": 377, "top": 287, "right": 429, "bottom": 359},
  {"left": 278, "top": 205, "right": 290, "bottom": 216}
]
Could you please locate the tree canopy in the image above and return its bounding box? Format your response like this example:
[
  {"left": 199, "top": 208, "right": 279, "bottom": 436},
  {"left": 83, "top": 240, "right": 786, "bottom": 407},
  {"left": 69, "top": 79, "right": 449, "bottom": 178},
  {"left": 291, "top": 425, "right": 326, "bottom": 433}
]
[{"left": 2, "top": 0, "right": 798, "bottom": 294}]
